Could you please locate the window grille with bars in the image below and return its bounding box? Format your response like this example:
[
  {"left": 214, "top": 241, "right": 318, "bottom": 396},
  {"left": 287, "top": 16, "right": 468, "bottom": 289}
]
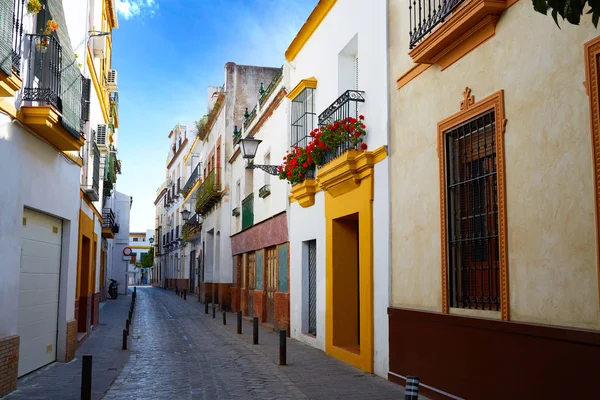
[
  {"left": 290, "top": 88, "right": 315, "bottom": 149},
  {"left": 445, "top": 109, "right": 500, "bottom": 311}
]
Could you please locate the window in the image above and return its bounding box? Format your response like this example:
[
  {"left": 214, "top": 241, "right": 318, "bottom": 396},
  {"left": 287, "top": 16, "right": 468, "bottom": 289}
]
[
  {"left": 290, "top": 88, "right": 315, "bottom": 149},
  {"left": 133, "top": 237, "right": 138, "bottom": 242},
  {"left": 445, "top": 110, "right": 499, "bottom": 311},
  {"left": 439, "top": 88, "right": 508, "bottom": 319},
  {"left": 338, "top": 34, "right": 358, "bottom": 95},
  {"left": 236, "top": 180, "right": 241, "bottom": 206}
]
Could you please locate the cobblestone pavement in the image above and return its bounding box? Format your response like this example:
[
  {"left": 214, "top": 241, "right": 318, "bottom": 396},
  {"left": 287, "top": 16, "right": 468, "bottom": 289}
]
[
  {"left": 103, "top": 287, "right": 418, "bottom": 400},
  {"left": 3, "top": 292, "right": 133, "bottom": 400}
]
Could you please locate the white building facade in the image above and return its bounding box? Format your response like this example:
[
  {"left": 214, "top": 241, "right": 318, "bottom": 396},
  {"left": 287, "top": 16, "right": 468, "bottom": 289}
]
[
  {"left": 0, "top": 0, "right": 123, "bottom": 395},
  {"left": 155, "top": 124, "right": 191, "bottom": 291},
  {"left": 285, "top": 0, "right": 391, "bottom": 377}
]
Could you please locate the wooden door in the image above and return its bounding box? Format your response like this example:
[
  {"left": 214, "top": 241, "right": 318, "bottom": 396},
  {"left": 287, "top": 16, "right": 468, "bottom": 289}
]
[
  {"left": 247, "top": 252, "right": 256, "bottom": 317},
  {"left": 265, "top": 247, "right": 277, "bottom": 325}
]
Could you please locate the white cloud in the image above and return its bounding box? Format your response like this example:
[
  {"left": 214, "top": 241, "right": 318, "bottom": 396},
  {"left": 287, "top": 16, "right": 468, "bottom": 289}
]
[{"left": 116, "top": 0, "right": 158, "bottom": 20}]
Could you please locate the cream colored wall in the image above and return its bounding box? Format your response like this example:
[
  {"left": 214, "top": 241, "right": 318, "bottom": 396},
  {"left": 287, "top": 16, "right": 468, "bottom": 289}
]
[{"left": 389, "top": 0, "right": 600, "bottom": 330}]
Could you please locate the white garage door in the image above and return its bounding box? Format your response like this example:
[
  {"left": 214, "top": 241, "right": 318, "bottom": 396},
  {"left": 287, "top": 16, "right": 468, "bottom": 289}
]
[{"left": 18, "top": 208, "right": 62, "bottom": 377}]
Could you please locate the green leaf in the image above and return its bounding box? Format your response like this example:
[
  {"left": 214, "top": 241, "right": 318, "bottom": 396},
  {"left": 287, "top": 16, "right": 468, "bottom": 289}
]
[
  {"left": 533, "top": 0, "right": 548, "bottom": 14},
  {"left": 552, "top": 9, "right": 562, "bottom": 28}
]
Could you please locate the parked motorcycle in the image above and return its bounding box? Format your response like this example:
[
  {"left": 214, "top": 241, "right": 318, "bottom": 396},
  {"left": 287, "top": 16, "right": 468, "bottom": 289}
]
[{"left": 108, "top": 279, "right": 119, "bottom": 299}]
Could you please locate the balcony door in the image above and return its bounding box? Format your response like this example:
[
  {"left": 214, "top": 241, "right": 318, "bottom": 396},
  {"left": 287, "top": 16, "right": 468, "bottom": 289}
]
[{"left": 189, "top": 250, "right": 196, "bottom": 294}]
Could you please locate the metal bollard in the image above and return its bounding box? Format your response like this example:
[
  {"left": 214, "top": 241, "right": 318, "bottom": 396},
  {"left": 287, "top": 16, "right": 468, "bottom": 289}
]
[
  {"left": 184, "top": 290, "right": 187, "bottom": 300},
  {"left": 253, "top": 317, "right": 259, "bottom": 345},
  {"left": 122, "top": 329, "right": 127, "bottom": 350},
  {"left": 212, "top": 304, "right": 216, "bottom": 318},
  {"left": 279, "top": 330, "right": 287, "bottom": 366},
  {"left": 205, "top": 300, "right": 208, "bottom": 314},
  {"left": 126, "top": 319, "right": 130, "bottom": 333},
  {"left": 237, "top": 311, "right": 242, "bottom": 334},
  {"left": 134, "top": 286, "right": 137, "bottom": 294},
  {"left": 222, "top": 311, "right": 226, "bottom": 325},
  {"left": 128, "top": 310, "right": 132, "bottom": 322},
  {"left": 81, "top": 354, "right": 92, "bottom": 400},
  {"left": 404, "top": 376, "right": 420, "bottom": 400}
]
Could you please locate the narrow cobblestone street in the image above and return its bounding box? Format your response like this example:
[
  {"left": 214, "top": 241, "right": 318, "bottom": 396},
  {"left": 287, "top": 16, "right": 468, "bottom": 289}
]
[
  {"left": 104, "top": 287, "right": 410, "bottom": 399},
  {"left": 3, "top": 286, "right": 416, "bottom": 400}
]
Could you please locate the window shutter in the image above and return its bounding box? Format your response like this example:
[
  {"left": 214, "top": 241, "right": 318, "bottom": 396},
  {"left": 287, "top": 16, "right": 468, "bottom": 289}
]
[
  {"left": 82, "top": 78, "right": 91, "bottom": 121},
  {"left": 0, "top": 0, "right": 13, "bottom": 76}
]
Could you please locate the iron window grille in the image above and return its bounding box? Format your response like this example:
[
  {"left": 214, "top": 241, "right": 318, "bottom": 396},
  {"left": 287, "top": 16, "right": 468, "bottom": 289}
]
[
  {"left": 91, "top": 142, "right": 100, "bottom": 196},
  {"left": 290, "top": 87, "right": 316, "bottom": 149},
  {"left": 409, "top": 0, "right": 465, "bottom": 49},
  {"left": 444, "top": 109, "right": 500, "bottom": 311},
  {"left": 317, "top": 90, "right": 365, "bottom": 165}
]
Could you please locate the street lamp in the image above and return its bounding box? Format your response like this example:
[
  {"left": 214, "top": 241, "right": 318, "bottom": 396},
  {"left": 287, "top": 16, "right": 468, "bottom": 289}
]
[
  {"left": 239, "top": 136, "right": 280, "bottom": 176},
  {"left": 181, "top": 208, "right": 191, "bottom": 222}
]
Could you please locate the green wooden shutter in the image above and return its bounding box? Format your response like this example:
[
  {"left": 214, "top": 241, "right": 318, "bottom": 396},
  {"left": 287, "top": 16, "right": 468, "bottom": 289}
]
[
  {"left": 256, "top": 250, "right": 263, "bottom": 290},
  {"left": 47, "top": 0, "right": 81, "bottom": 139},
  {"left": 0, "top": 0, "right": 13, "bottom": 76},
  {"left": 278, "top": 243, "right": 289, "bottom": 293}
]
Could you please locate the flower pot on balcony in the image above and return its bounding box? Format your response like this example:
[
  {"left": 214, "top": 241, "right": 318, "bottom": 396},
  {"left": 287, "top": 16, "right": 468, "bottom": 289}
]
[{"left": 35, "top": 36, "right": 49, "bottom": 53}]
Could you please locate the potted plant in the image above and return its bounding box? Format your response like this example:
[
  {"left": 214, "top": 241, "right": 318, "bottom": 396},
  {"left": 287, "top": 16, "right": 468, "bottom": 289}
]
[
  {"left": 307, "top": 115, "right": 367, "bottom": 166},
  {"left": 27, "top": 0, "right": 42, "bottom": 14},
  {"left": 35, "top": 20, "right": 58, "bottom": 53}
]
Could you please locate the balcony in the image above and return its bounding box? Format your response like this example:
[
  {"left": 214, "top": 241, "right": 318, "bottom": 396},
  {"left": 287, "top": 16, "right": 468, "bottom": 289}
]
[
  {"left": 259, "top": 67, "right": 283, "bottom": 107},
  {"left": 82, "top": 142, "right": 101, "bottom": 201},
  {"left": 241, "top": 193, "right": 254, "bottom": 230},
  {"left": 0, "top": 0, "right": 24, "bottom": 98},
  {"left": 198, "top": 90, "right": 225, "bottom": 141},
  {"left": 20, "top": 34, "right": 85, "bottom": 151},
  {"left": 182, "top": 213, "right": 202, "bottom": 242},
  {"left": 181, "top": 162, "right": 203, "bottom": 200},
  {"left": 102, "top": 208, "right": 119, "bottom": 239},
  {"left": 195, "top": 168, "right": 223, "bottom": 216},
  {"left": 317, "top": 90, "right": 365, "bottom": 165},
  {"left": 407, "top": 0, "right": 507, "bottom": 69},
  {"left": 244, "top": 105, "right": 257, "bottom": 129}
]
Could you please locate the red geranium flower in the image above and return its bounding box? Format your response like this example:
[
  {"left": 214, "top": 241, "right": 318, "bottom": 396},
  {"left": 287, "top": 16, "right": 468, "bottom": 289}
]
[
  {"left": 354, "top": 131, "right": 361, "bottom": 138},
  {"left": 359, "top": 115, "right": 364, "bottom": 120},
  {"left": 360, "top": 143, "right": 367, "bottom": 150},
  {"left": 303, "top": 163, "right": 308, "bottom": 168}
]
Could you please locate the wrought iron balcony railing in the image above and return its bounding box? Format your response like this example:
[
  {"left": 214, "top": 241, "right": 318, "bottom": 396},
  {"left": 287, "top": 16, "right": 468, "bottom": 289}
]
[
  {"left": 195, "top": 168, "right": 222, "bottom": 216},
  {"left": 181, "top": 161, "right": 202, "bottom": 198},
  {"left": 242, "top": 193, "right": 254, "bottom": 230},
  {"left": 259, "top": 67, "right": 283, "bottom": 106},
  {"left": 244, "top": 105, "right": 257, "bottom": 129},
  {"left": 102, "top": 208, "right": 119, "bottom": 233},
  {"left": 409, "top": 0, "right": 465, "bottom": 49},
  {"left": 317, "top": 89, "right": 365, "bottom": 165},
  {"left": 23, "top": 34, "right": 62, "bottom": 111}
]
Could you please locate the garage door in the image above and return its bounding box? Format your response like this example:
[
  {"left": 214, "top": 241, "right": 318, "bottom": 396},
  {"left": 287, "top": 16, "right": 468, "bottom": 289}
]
[{"left": 18, "top": 208, "right": 62, "bottom": 377}]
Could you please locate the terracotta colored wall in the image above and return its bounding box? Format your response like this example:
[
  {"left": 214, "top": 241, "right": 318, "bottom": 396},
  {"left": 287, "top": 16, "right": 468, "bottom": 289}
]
[
  {"left": 0, "top": 335, "right": 19, "bottom": 397},
  {"left": 274, "top": 292, "right": 290, "bottom": 334},
  {"left": 218, "top": 284, "right": 232, "bottom": 311},
  {"left": 231, "top": 287, "right": 240, "bottom": 313},
  {"left": 65, "top": 320, "right": 77, "bottom": 361},
  {"left": 92, "top": 293, "right": 100, "bottom": 327},
  {"left": 231, "top": 212, "right": 288, "bottom": 255},
  {"left": 254, "top": 290, "right": 265, "bottom": 320}
]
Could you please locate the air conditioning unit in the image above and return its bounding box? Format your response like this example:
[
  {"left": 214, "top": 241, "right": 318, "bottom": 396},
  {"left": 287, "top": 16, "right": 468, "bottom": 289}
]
[
  {"left": 95, "top": 124, "right": 108, "bottom": 152},
  {"left": 105, "top": 69, "right": 118, "bottom": 92},
  {"left": 92, "top": 36, "right": 106, "bottom": 59},
  {"left": 82, "top": 186, "right": 99, "bottom": 202}
]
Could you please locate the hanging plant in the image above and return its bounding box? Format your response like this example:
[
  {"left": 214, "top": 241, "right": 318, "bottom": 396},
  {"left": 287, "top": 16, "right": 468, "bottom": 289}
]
[
  {"left": 307, "top": 115, "right": 367, "bottom": 166},
  {"left": 278, "top": 146, "right": 313, "bottom": 185},
  {"left": 27, "top": 0, "right": 42, "bottom": 14}
]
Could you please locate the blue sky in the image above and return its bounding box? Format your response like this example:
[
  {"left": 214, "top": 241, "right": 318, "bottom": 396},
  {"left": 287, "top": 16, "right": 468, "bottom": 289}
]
[{"left": 112, "top": 0, "right": 317, "bottom": 232}]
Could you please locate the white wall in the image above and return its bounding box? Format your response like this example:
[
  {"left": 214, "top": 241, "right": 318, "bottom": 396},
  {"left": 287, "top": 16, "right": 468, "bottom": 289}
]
[
  {"left": 110, "top": 191, "right": 131, "bottom": 294},
  {"left": 0, "top": 116, "right": 80, "bottom": 361},
  {"left": 285, "top": 0, "right": 390, "bottom": 377},
  {"left": 289, "top": 192, "right": 326, "bottom": 351}
]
